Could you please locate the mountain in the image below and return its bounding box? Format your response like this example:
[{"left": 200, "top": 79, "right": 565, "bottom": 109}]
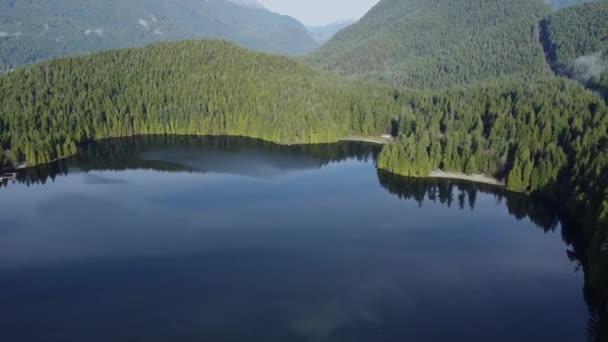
[
  {"left": 309, "top": 0, "right": 553, "bottom": 88},
  {"left": 542, "top": 0, "right": 608, "bottom": 98},
  {"left": 0, "top": 0, "right": 318, "bottom": 70},
  {"left": 307, "top": 20, "right": 355, "bottom": 44}
]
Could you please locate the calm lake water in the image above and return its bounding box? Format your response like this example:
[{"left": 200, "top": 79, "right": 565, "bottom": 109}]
[{"left": 0, "top": 136, "right": 596, "bottom": 341}]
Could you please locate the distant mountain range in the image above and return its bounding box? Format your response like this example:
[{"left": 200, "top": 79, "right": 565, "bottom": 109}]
[
  {"left": 307, "top": 21, "right": 355, "bottom": 44},
  {"left": 0, "top": 0, "right": 319, "bottom": 70}
]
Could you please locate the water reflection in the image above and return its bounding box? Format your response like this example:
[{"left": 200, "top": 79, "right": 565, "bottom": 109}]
[
  {"left": 377, "top": 171, "right": 563, "bottom": 233},
  {"left": 1, "top": 135, "right": 380, "bottom": 187},
  {"left": 0, "top": 135, "right": 605, "bottom": 341},
  {"left": 377, "top": 170, "right": 606, "bottom": 342}
]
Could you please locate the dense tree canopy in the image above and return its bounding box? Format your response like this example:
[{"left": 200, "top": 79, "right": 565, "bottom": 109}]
[
  {"left": 309, "top": 0, "right": 553, "bottom": 88},
  {"left": 0, "top": 39, "right": 401, "bottom": 167},
  {"left": 542, "top": 0, "right": 608, "bottom": 98}
]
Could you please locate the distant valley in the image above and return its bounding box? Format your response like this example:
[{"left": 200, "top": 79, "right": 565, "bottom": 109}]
[{"left": 306, "top": 20, "right": 355, "bottom": 44}]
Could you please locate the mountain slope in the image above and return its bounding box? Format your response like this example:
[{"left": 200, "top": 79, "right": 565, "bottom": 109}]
[
  {"left": 542, "top": 0, "right": 608, "bottom": 98},
  {"left": 309, "top": 0, "right": 553, "bottom": 88},
  {"left": 0, "top": 0, "right": 318, "bottom": 70}
]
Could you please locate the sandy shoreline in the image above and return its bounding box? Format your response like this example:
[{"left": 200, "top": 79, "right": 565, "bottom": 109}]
[
  {"left": 339, "top": 136, "right": 393, "bottom": 145},
  {"left": 429, "top": 170, "right": 505, "bottom": 187}
]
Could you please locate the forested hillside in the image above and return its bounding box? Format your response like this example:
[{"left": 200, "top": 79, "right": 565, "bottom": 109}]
[
  {"left": 309, "top": 0, "right": 553, "bottom": 88},
  {"left": 0, "top": 40, "right": 399, "bottom": 167},
  {"left": 542, "top": 0, "right": 608, "bottom": 98},
  {"left": 0, "top": 0, "right": 318, "bottom": 71}
]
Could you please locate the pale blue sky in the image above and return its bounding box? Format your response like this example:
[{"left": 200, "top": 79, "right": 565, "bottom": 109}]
[{"left": 258, "top": 0, "right": 381, "bottom": 26}]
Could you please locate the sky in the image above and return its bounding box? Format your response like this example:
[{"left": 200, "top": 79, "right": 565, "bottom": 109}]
[{"left": 257, "top": 0, "right": 381, "bottom": 26}]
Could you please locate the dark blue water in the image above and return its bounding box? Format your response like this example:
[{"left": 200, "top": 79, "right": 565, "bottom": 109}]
[{"left": 0, "top": 136, "right": 592, "bottom": 341}]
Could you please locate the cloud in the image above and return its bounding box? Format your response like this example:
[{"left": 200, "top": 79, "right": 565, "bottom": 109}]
[
  {"left": 572, "top": 52, "right": 607, "bottom": 81},
  {"left": 0, "top": 31, "right": 22, "bottom": 38},
  {"left": 150, "top": 14, "right": 158, "bottom": 23},
  {"left": 138, "top": 18, "right": 150, "bottom": 30},
  {"left": 84, "top": 28, "right": 104, "bottom": 37}
]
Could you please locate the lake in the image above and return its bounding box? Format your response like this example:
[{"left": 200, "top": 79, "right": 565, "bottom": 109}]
[{"left": 0, "top": 136, "right": 597, "bottom": 341}]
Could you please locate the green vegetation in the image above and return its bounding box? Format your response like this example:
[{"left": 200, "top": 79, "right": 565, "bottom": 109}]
[
  {"left": 0, "top": 0, "right": 318, "bottom": 70},
  {"left": 309, "top": 0, "right": 553, "bottom": 88},
  {"left": 0, "top": 39, "right": 398, "bottom": 167},
  {"left": 378, "top": 79, "right": 596, "bottom": 191},
  {"left": 542, "top": 0, "right": 608, "bottom": 98}
]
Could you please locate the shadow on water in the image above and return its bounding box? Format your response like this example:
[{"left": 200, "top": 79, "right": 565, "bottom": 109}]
[
  {"left": 0, "top": 135, "right": 381, "bottom": 187},
  {"left": 377, "top": 170, "right": 608, "bottom": 342},
  {"left": 1, "top": 135, "right": 606, "bottom": 340}
]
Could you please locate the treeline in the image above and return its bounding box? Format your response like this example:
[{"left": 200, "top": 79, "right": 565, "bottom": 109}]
[
  {"left": 309, "top": 0, "right": 553, "bottom": 88},
  {"left": 0, "top": 40, "right": 398, "bottom": 168},
  {"left": 378, "top": 78, "right": 602, "bottom": 192},
  {"left": 542, "top": 0, "right": 608, "bottom": 98}
]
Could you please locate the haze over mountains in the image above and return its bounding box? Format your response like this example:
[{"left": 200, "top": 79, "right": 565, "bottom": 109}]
[
  {"left": 307, "top": 21, "right": 356, "bottom": 44},
  {"left": 543, "top": 0, "right": 608, "bottom": 97},
  {"left": 0, "top": 0, "right": 318, "bottom": 70}
]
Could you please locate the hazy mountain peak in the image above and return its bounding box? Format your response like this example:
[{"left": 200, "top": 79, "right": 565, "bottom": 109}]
[
  {"left": 225, "top": 0, "right": 265, "bottom": 9},
  {"left": 307, "top": 20, "right": 356, "bottom": 44},
  {"left": 0, "top": 0, "right": 318, "bottom": 69}
]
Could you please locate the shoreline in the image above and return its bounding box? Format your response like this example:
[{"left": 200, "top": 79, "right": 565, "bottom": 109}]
[
  {"left": 3, "top": 133, "right": 393, "bottom": 172},
  {"left": 339, "top": 136, "right": 393, "bottom": 145},
  {"left": 4, "top": 134, "right": 505, "bottom": 190},
  {"left": 428, "top": 170, "right": 505, "bottom": 187}
]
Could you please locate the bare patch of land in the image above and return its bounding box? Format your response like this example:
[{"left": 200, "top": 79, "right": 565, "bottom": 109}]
[
  {"left": 340, "top": 135, "right": 393, "bottom": 145},
  {"left": 429, "top": 170, "right": 505, "bottom": 187}
]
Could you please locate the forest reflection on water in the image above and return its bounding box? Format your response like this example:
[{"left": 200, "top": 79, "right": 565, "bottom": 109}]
[{"left": 0, "top": 135, "right": 605, "bottom": 342}]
